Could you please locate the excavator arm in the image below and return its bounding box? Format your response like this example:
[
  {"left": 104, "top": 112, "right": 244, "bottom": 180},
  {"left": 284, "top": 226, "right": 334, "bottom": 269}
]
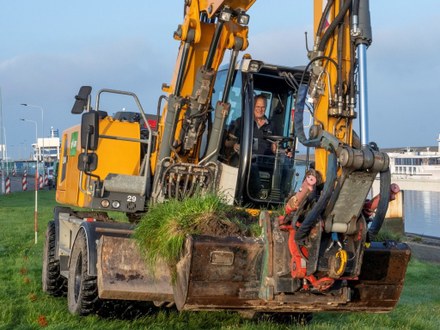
[
  {"left": 149, "top": 0, "right": 257, "bottom": 202},
  {"left": 153, "top": 0, "right": 254, "bottom": 168}
]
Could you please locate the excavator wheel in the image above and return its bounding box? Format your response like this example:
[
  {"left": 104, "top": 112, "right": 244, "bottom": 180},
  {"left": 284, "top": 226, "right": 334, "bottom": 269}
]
[
  {"left": 68, "top": 229, "right": 101, "bottom": 315},
  {"left": 42, "top": 221, "right": 67, "bottom": 296}
]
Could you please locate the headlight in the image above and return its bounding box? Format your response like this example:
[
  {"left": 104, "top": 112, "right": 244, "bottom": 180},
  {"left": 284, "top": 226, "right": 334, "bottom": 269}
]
[
  {"left": 101, "top": 199, "right": 110, "bottom": 208},
  {"left": 220, "top": 10, "right": 232, "bottom": 22},
  {"left": 238, "top": 13, "right": 249, "bottom": 25}
]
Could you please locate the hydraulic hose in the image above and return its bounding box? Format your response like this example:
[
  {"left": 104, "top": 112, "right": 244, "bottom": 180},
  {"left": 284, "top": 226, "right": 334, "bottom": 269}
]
[
  {"left": 294, "top": 84, "right": 320, "bottom": 148},
  {"left": 294, "top": 55, "right": 338, "bottom": 148},
  {"left": 368, "top": 168, "right": 391, "bottom": 237},
  {"left": 353, "top": 0, "right": 360, "bottom": 16},
  {"left": 317, "top": 0, "right": 352, "bottom": 52},
  {"left": 295, "top": 151, "right": 338, "bottom": 244},
  {"left": 316, "top": 0, "right": 335, "bottom": 39}
]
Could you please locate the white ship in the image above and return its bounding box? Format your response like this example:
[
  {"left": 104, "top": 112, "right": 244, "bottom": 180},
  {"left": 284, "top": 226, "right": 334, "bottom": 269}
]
[{"left": 387, "top": 134, "right": 440, "bottom": 181}]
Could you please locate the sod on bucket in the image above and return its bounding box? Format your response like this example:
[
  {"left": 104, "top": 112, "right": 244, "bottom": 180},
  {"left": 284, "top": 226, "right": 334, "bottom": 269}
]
[{"left": 133, "top": 193, "right": 260, "bottom": 270}]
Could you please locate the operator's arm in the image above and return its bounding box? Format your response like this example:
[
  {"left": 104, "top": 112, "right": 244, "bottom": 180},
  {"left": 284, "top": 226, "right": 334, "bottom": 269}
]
[{"left": 224, "top": 117, "right": 241, "bottom": 152}]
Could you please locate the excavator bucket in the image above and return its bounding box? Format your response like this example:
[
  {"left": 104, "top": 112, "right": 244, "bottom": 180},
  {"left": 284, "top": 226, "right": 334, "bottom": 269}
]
[
  {"left": 173, "top": 232, "right": 411, "bottom": 312},
  {"left": 97, "top": 236, "right": 174, "bottom": 302},
  {"left": 344, "top": 241, "right": 412, "bottom": 311},
  {"left": 95, "top": 224, "right": 410, "bottom": 313}
]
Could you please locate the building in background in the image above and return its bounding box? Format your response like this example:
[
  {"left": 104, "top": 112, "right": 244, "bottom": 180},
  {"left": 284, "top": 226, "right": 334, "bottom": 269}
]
[{"left": 30, "top": 127, "right": 60, "bottom": 164}]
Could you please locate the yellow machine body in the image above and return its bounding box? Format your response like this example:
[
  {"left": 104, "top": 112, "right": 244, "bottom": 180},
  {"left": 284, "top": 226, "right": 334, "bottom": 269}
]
[{"left": 56, "top": 116, "right": 141, "bottom": 208}]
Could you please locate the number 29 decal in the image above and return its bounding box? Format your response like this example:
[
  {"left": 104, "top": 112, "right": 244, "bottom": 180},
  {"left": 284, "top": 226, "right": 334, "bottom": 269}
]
[{"left": 127, "top": 195, "right": 137, "bottom": 203}]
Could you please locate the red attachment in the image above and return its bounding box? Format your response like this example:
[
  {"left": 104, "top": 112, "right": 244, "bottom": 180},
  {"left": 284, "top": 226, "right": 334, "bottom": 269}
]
[
  {"left": 285, "top": 172, "right": 317, "bottom": 215},
  {"left": 304, "top": 275, "right": 335, "bottom": 291},
  {"left": 287, "top": 223, "right": 308, "bottom": 279},
  {"left": 279, "top": 170, "right": 335, "bottom": 292},
  {"left": 363, "top": 183, "right": 401, "bottom": 216},
  {"left": 390, "top": 183, "right": 400, "bottom": 200},
  {"left": 280, "top": 219, "right": 336, "bottom": 292}
]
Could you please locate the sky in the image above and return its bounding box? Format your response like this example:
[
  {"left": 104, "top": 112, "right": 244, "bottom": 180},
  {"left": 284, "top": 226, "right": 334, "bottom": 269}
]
[{"left": 1, "top": 0, "right": 439, "bottom": 160}]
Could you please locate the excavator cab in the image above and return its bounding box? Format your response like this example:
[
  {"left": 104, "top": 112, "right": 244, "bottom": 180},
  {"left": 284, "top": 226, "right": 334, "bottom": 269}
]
[{"left": 213, "top": 59, "right": 308, "bottom": 207}]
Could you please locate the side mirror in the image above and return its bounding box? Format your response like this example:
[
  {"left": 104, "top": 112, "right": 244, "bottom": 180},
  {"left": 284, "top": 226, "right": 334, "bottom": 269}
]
[
  {"left": 81, "top": 111, "right": 99, "bottom": 151},
  {"left": 78, "top": 153, "right": 98, "bottom": 172},
  {"left": 71, "top": 86, "right": 92, "bottom": 114}
]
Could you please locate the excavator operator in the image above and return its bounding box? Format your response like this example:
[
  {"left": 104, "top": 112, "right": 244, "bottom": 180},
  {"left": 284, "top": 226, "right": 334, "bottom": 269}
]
[{"left": 227, "top": 94, "right": 275, "bottom": 158}]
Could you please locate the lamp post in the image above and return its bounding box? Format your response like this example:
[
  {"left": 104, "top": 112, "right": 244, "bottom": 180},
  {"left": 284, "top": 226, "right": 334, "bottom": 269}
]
[
  {"left": 20, "top": 118, "right": 39, "bottom": 244},
  {"left": 21, "top": 104, "right": 44, "bottom": 164}
]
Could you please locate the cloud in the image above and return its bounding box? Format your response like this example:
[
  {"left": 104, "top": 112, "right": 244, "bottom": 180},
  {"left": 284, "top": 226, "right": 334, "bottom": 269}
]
[{"left": 0, "top": 38, "right": 175, "bottom": 158}]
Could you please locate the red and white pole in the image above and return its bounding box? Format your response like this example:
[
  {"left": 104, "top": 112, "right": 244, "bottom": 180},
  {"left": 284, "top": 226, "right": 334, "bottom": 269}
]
[
  {"left": 5, "top": 176, "right": 11, "bottom": 194},
  {"left": 22, "top": 173, "right": 27, "bottom": 191}
]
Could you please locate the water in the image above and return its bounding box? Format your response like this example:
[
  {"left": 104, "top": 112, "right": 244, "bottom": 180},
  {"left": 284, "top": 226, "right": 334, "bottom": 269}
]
[
  {"left": 404, "top": 190, "right": 440, "bottom": 238},
  {"left": 292, "top": 164, "right": 440, "bottom": 237}
]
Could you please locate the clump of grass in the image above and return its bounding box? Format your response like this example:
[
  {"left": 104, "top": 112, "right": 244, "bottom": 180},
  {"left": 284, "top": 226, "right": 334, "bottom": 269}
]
[
  {"left": 374, "top": 229, "right": 403, "bottom": 242},
  {"left": 134, "top": 193, "right": 258, "bottom": 269},
  {"left": 410, "top": 235, "right": 423, "bottom": 243}
]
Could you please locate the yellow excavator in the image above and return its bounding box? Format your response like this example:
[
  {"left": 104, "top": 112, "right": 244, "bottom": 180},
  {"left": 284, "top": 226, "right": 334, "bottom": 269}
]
[{"left": 42, "top": 0, "right": 411, "bottom": 318}]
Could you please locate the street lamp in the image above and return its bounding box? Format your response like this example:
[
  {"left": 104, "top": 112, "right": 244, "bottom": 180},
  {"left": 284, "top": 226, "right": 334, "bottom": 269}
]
[
  {"left": 21, "top": 104, "right": 44, "bottom": 164},
  {"left": 20, "top": 118, "right": 39, "bottom": 244}
]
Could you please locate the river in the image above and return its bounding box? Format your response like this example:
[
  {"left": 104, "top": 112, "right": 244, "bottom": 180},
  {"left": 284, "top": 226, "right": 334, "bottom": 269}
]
[{"left": 404, "top": 190, "right": 440, "bottom": 238}]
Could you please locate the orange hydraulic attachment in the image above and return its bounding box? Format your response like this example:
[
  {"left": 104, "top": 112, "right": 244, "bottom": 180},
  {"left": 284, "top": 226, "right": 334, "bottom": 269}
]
[
  {"left": 279, "top": 170, "right": 335, "bottom": 292},
  {"left": 363, "top": 183, "right": 400, "bottom": 217}
]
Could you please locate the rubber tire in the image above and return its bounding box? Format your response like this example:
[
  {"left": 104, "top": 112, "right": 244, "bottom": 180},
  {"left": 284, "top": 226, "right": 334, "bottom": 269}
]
[
  {"left": 67, "top": 229, "right": 101, "bottom": 315},
  {"left": 42, "top": 221, "right": 67, "bottom": 296}
]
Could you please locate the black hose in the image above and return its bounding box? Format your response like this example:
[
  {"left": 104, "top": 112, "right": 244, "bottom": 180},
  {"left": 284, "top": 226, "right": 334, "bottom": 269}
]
[
  {"left": 294, "top": 55, "right": 338, "bottom": 148},
  {"left": 353, "top": 0, "right": 360, "bottom": 16},
  {"left": 316, "top": 0, "right": 335, "bottom": 38},
  {"left": 295, "top": 151, "right": 338, "bottom": 244},
  {"left": 294, "top": 84, "right": 316, "bottom": 147},
  {"left": 318, "top": 0, "right": 352, "bottom": 52},
  {"left": 368, "top": 169, "right": 391, "bottom": 237},
  {"left": 349, "top": 41, "right": 356, "bottom": 102},
  {"left": 337, "top": 19, "right": 344, "bottom": 97}
]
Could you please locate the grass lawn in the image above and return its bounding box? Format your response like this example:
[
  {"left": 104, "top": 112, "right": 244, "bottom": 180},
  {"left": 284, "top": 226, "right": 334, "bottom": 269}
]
[{"left": 1, "top": 190, "right": 439, "bottom": 329}]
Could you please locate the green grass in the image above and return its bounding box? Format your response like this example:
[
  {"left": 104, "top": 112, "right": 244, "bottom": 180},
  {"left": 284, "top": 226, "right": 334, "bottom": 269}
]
[
  {"left": 1, "top": 191, "right": 440, "bottom": 329},
  {"left": 373, "top": 229, "right": 403, "bottom": 242},
  {"left": 134, "top": 193, "right": 257, "bottom": 271}
]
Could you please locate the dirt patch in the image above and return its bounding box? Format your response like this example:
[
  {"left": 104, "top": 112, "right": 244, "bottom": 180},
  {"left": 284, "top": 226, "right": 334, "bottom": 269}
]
[{"left": 189, "top": 212, "right": 247, "bottom": 237}]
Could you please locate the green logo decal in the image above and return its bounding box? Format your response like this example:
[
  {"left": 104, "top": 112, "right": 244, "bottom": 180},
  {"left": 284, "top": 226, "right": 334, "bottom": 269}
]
[{"left": 70, "top": 131, "right": 78, "bottom": 156}]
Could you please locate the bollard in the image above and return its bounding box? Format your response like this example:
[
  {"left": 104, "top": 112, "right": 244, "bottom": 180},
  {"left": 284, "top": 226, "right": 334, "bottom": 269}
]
[
  {"left": 39, "top": 175, "right": 43, "bottom": 190},
  {"left": 5, "top": 176, "right": 11, "bottom": 194},
  {"left": 44, "top": 174, "right": 48, "bottom": 186},
  {"left": 12, "top": 169, "right": 16, "bottom": 177},
  {"left": 22, "top": 174, "right": 27, "bottom": 191}
]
